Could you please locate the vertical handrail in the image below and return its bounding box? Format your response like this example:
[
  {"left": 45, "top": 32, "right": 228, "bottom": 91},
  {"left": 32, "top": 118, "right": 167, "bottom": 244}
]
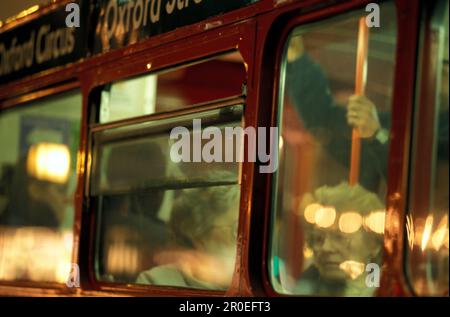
[{"left": 349, "top": 17, "right": 370, "bottom": 185}]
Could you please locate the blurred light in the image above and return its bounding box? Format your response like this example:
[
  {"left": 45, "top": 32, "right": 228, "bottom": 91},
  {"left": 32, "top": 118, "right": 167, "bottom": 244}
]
[
  {"left": 106, "top": 244, "right": 139, "bottom": 276},
  {"left": 406, "top": 214, "right": 415, "bottom": 250},
  {"left": 339, "top": 212, "right": 362, "bottom": 234},
  {"left": 421, "top": 214, "right": 434, "bottom": 251},
  {"left": 431, "top": 215, "right": 448, "bottom": 251},
  {"left": 27, "top": 143, "right": 71, "bottom": 184},
  {"left": 339, "top": 260, "right": 365, "bottom": 280},
  {"left": 413, "top": 218, "right": 425, "bottom": 247},
  {"left": 315, "top": 206, "right": 336, "bottom": 228},
  {"left": 303, "top": 246, "right": 313, "bottom": 259},
  {"left": 445, "top": 230, "right": 449, "bottom": 249},
  {"left": 304, "top": 203, "right": 321, "bottom": 224},
  {"left": 364, "top": 210, "right": 386, "bottom": 234},
  {"left": 279, "top": 136, "right": 284, "bottom": 150},
  {"left": 0, "top": 227, "right": 72, "bottom": 283},
  {"left": 5, "top": 5, "right": 39, "bottom": 24}
]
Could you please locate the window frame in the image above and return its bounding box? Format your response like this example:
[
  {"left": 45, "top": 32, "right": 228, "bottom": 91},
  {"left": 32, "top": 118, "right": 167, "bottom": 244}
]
[
  {"left": 80, "top": 21, "right": 256, "bottom": 296},
  {"left": 0, "top": 82, "right": 82, "bottom": 294},
  {"left": 252, "top": 0, "right": 420, "bottom": 297},
  {"left": 405, "top": 0, "right": 449, "bottom": 297}
]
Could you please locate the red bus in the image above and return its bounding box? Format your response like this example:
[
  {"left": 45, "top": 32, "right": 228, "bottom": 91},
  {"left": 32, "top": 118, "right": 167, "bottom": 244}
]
[{"left": 0, "top": 0, "right": 448, "bottom": 297}]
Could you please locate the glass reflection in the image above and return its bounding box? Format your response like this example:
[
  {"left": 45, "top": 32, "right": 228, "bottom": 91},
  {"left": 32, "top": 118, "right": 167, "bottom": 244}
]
[{"left": 293, "top": 182, "right": 384, "bottom": 296}]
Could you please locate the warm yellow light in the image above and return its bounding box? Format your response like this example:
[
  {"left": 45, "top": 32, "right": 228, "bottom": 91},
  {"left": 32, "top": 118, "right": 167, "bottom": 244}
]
[
  {"left": 421, "top": 214, "right": 434, "bottom": 251},
  {"left": 406, "top": 214, "right": 415, "bottom": 250},
  {"left": 106, "top": 244, "right": 139, "bottom": 276},
  {"left": 339, "top": 260, "right": 365, "bottom": 280},
  {"left": 303, "top": 246, "right": 313, "bottom": 259},
  {"left": 315, "top": 206, "right": 336, "bottom": 228},
  {"left": 413, "top": 218, "right": 425, "bottom": 247},
  {"left": 304, "top": 203, "right": 321, "bottom": 224},
  {"left": 56, "top": 260, "right": 72, "bottom": 284},
  {"left": 6, "top": 5, "right": 39, "bottom": 23},
  {"left": 431, "top": 215, "right": 448, "bottom": 251},
  {"left": 339, "top": 212, "right": 363, "bottom": 234},
  {"left": 0, "top": 227, "right": 73, "bottom": 283},
  {"left": 364, "top": 210, "right": 386, "bottom": 234},
  {"left": 27, "top": 143, "right": 71, "bottom": 184},
  {"left": 445, "top": 230, "right": 449, "bottom": 249},
  {"left": 17, "top": 5, "right": 40, "bottom": 18}
]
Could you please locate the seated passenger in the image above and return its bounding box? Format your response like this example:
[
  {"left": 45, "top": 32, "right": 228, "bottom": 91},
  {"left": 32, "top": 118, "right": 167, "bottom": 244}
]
[
  {"left": 101, "top": 212, "right": 169, "bottom": 283},
  {"left": 2, "top": 151, "right": 67, "bottom": 228},
  {"left": 294, "top": 182, "right": 385, "bottom": 296},
  {"left": 99, "top": 141, "right": 170, "bottom": 282},
  {"left": 136, "top": 175, "right": 240, "bottom": 290}
]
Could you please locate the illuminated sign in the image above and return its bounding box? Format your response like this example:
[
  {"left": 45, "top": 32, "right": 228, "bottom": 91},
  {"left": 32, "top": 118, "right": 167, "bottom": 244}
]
[
  {"left": 0, "top": 0, "right": 259, "bottom": 83},
  {"left": 0, "top": 0, "right": 88, "bottom": 83},
  {"left": 93, "top": 0, "right": 258, "bottom": 53}
]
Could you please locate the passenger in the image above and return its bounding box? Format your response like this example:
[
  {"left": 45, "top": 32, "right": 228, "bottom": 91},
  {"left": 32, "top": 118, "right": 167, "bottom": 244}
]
[
  {"left": 286, "top": 35, "right": 390, "bottom": 192},
  {"left": 101, "top": 213, "right": 168, "bottom": 283},
  {"left": 294, "top": 182, "right": 385, "bottom": 296},
  {"left": 1, "top": 152, "right": 67, "bottom": 228},
  {"left": 104, "top": 141, "right": 166, "bottom": 219},
  {"left": 99, "top": 141, "right": 170, "bottom": 282},
  {"left": 136, "top": 174, "right": 240, "bottom": 290}
]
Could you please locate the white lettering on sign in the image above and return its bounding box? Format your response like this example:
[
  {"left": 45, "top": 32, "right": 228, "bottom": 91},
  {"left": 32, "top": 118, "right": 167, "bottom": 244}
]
[
  {"left": 102, "top": 0, "right": 206, "bottom": 43},
  {"left": 103, "top": 0, "right": 163, "bottom": 42},
  {"left": 165, "top": 0, "right": 203, "bottom": 15},
  {"left": 0, "top": 32, "right": 35, "bottom": 76},
  {"left": 36, "top": 25, "right": 75, "bottom": 64},
  {"left": 0, "top": 24, "right": 75, "bottom": 77}
]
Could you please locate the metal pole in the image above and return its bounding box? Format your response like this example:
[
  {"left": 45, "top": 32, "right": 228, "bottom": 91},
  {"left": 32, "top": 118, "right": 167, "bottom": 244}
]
[{"left": 349, "top": 17, "right": 370, "bottom": 185}]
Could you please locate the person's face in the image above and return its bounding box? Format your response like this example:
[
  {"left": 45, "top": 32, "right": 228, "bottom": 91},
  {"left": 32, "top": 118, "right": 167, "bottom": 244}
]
[{"left": 309, "top": 213, "right": 381, "bottom": 282}]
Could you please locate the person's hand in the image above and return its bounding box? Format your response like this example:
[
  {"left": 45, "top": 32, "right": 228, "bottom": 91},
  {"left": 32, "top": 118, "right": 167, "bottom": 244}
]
[
  {"left": 287, "top": 35, "right": 305, "bottom": 62},
  {"left": 346, "top": 95, "right": 381, "bottom": 138}
]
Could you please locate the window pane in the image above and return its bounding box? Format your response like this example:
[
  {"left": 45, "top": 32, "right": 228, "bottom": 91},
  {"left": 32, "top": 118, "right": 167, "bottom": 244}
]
[
  {"left": 270, "top": 3, "right": 397, "bottom": 296},
  {"left": 406, "top": 0, "right": 449, "bottom": 296},
  {"left": 93, "top": 106, "right": 242, "bottom": 290},
  {"left": 0, "top": 91, "right": 81, "bottom": 283},
  {"left": 99, "top": 52, "right": 246, "bottom": 123}
]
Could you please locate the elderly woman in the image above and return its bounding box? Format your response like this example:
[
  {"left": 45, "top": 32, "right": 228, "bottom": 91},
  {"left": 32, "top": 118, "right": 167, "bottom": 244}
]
[
  {"left": 293, "top": 182, "right": 385, "bottom": 296},
  {"left": 136, "top": 172, "right": 240, "bottom": 290}
]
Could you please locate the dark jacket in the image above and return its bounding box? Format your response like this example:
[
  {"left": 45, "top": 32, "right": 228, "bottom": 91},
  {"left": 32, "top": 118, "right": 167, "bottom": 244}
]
[{"left": 285, "top": 53, "right": 390, "bottom": 192}]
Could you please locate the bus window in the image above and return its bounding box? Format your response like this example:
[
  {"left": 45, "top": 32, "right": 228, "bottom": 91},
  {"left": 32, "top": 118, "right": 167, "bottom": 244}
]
[
  {"left": 98, "top": 52, "right": 246, "bottom": 123},
  {"left": 269, "top": 2, "right": 397, "bottom": 296},
  {"left": 92, "top": 105, "right": 242, "bottom": 291},
  {"left": 406, "top": 0, "right": 449, "bottom": 296},
  {"left": 0, "top": 90, "right": 81, "bottom": 283}
]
